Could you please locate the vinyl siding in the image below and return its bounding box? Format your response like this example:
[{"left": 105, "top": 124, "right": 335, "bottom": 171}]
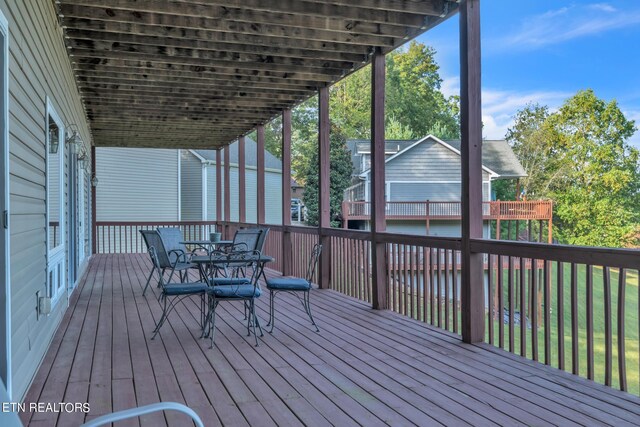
[
  {"left": 206, "top": 165, "right": 219, "bottom": 221},
  {"left": 180, "top": 150, "right": 202, "bottom": 221},
  {"left": 387, "top": 220, "right": 491, "bottom": 238},
  {"left": 96, "top": 148, "right": 179, "bottom": 221},
  {"left": 4, "top": 0, "right": 92, "bottom": 400},
  {"left": 389, "top": 182, "right": 490, "bottom": 202},
  {"left": 265, "top": 171, "right": 282, "bottom": 225}
]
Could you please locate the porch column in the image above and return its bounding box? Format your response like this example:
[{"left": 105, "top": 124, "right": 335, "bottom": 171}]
[
  {"left": 318, "top": 86, "right": 331, "bottom": 289},
  {"left": 256, "top": 125, "right": 265, "bottom": 225},
  {"left": 216, "top": 149, "right": 222, "bottom": 223},
  {"left": 370, "top": 49, "right": 388, "bottom": 310},
  {"left": 238, "top": 136, "right": 246, "bottom": 223},
  {"left": 224, "top": 145, "right": 231, "bottom": 238},
  {"left": 460, "top": 0, "right": 485, "bottom": 343},
  {"left": 91, "top": 145, "right": 96, "bottom": 254},
  {"left": 282, "top": 109, "right": 293, "bottom": 276}
]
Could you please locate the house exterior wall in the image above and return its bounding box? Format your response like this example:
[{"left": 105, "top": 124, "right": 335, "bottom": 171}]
[
  {"left": 4, "top": 0, "right": 92, "bottom": 399},
  {"left": 180, "top": 150, "right": 202, "bottom": 221},
  {"left": 386, "top": 220, "right": 491, "bottom": 238},
  {"left": 96, "top": 148, "right": 179, "bottom": 221}
]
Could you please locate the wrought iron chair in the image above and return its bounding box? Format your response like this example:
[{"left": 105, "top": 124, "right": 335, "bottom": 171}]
[
  {"left": 140, "top": 229, "right": 196, "bottom": 296},
  {"left": 148, "top": 246, "right": 208, "bottom": 340},
  {"left": 204, "top": 249, "right": 264, "bottom": 347},
  {"left": 266, "top": 243, "right": 322, "bottom": 333},
  {"left": 229, "top": 228, "right": 264, "bottom": 252}
]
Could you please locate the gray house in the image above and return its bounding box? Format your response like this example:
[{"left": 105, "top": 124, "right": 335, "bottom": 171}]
[
  {"left": 95, "top": 138, "right": 283, "bottom": 225},
  {"left": 343, "top": 135, "right": 526, "bottom": 236}
]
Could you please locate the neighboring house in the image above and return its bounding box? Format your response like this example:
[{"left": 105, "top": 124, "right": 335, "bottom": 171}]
[
  {"left": 96, "top": 138, "right": 284, "bottom": 225},
  {"left": 181, "top": 137, "right": 283, "bottom": 224},
  {"left": 343, "top": 135, "right": 527, "bottom": 237},
  {"left": 291, "top": 178, "right": 305, "bottom": 200}
]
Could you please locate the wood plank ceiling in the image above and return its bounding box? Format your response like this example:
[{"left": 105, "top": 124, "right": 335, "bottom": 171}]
[{"left": 56, "top": 0, "right": 459, "bottom": 149}]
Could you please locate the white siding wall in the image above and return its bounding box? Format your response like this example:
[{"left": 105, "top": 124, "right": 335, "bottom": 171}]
[
  {"left": 265, "top": 171, "right": 282, "bottom": 225},
  {"left": 4, "top": 0, "right": 92, "bottom": 400},
  {"left": 180, "top": 150, "right": 202, "bottom": 221},
  {"left": 96, "top": 148, "right": 179, "bottom": 221}
]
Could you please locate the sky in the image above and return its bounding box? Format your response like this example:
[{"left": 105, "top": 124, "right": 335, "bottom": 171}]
[{"left": 416, "top": 1, "right": 640, "bottom": 149}]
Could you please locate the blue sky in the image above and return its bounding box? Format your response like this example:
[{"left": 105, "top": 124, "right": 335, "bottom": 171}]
[{"left": 417, "top": 1, "right": 640, "bottom": 149}]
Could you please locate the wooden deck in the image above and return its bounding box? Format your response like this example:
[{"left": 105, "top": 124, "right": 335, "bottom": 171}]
[{"left": 22, "top": 254, "right": 639, "bottom": 426}]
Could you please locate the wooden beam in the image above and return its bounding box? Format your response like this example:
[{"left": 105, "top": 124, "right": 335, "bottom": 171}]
[
  {"left": 216, "top": 149, "right": 222, "bottom": 222},
  {"left": 370, "top": 49, "right": 387, "bottom": 310},
  {"left": 459, "top": 0, "right": 484, "bottom": 344},
  {"left": 256, "top": 125, "right": 265, "bottom": 224},
  {"left": 282, "top": 109, "right": 293, "bottom": 276},
  {"left": 238, "top": 137, "right": 246, "bottom": 223},
  {"left": 224, "top": 145, "right": 231, "bottom": 223},
  {"left": 318, "top": 86, "right": 331, "bottom": 289},
  {"left": 91, "top": 145, "right": 97, "bottom": 254},
  {"left": 60, "top": 5, "right": 398, "bottom": 46}
]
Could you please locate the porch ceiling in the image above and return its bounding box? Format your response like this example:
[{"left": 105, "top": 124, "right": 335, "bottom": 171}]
[{"left": 57, "top": 0, "right": 459, "bottom": 149}]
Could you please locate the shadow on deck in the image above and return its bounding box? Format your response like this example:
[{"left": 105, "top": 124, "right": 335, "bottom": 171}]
[{"left": 22, "top": 254, "right": 639, "bottom": 426}]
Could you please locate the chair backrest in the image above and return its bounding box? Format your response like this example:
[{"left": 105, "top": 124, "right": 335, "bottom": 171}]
[
  {"left": 207, "top": 249, "right": 263, "bottom": 286},
  {"left": 255, "top": 227, "right": 270, "bottom": 253},
  {"left": 157, "top": 227, "right": 187, "bottom": 263},
  {"left": 232, "top": 228, "right": 263, "bottom": 252},
  {"left": 139, "top": 230, "right": 172, "bottom": 268},
  {"left": 306, "top": 244, "right": 322, "bottom": 283}
]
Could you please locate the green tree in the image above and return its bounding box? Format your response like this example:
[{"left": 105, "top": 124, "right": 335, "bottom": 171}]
[
  {"left": 302, "top": 123, "right": 353, "bottom": 227},
  {"left": 507, "top": 90, "right": 640, "bottom": 247}
]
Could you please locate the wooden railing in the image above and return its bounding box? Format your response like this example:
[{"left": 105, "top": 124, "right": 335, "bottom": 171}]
[
  {"left": 94, "top": 219, "right": 639, "bottom": 394},
  {"left": 94, "top": 221, "right": 218, "bottom": 253},
  {"left": 343, "top": 200, "right": 553, "bottom": 221}
]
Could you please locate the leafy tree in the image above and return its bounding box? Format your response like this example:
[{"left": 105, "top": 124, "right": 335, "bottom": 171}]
[
  {"left": 302, "top": 123, "right": 353, "bottom": 227},
  {"left": 507, "top": 90, "right": 640, "bottom": 247}
]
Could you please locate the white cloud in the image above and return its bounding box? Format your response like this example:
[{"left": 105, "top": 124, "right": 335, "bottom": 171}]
[{"left": 489, "top": 3, "right": 640, "bottom": 51}]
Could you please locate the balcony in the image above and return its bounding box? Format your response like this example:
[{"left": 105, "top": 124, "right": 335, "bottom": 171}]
[{"left": 22, "top": 249, "right": 639, "bottom": 426}]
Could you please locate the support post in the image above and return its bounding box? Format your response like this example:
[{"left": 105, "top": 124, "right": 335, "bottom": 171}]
[
  {"left": 238, "top": 136, "right": 246, "bottom": 223},
  {"left": 370, "top": 49, "right": 387, "bottom": 310},
  {"left": 318, "top": 86, "right": 331, "bottom": 289},
  {"left": 216, "top": 149, "right": 222, "bottom": 227},
  {"left": 460, "top": 0, "right": 485, "bottom": 343},
  {"left": 256, "top": 125, "right": 265, "bottom": 225},
  {"left": 223, "top": 145, "right": 231, "bottom": 238},
  {"left": 282, "top": 110, "right": 293, "bottom": 276},
  {"left": 91, "top": 145, "right": 97, "bottom": 254}
]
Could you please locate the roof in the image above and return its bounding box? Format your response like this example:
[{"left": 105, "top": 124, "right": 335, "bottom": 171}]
[
  {"left": 192, "top": 137, "right": 282, "bottom": 170},
  {"left": 352, "top": 135, "right": 526, "bottom": 179},
  {"left": 346, "top": 139, "right": 418, "bottom": 175},
  {"left": 58, "top": 1, "right": 460, "bottom": 149}
]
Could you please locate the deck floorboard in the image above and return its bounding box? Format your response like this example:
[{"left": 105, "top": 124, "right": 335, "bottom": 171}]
[{"left": 22, "top": 254, "right": 640, "bottom": 426}]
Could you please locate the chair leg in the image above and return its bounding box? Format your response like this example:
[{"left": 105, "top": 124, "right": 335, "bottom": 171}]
[
  {"left": 267, "top": 291, "right": 276, "bottom": 333},
  {"left": 142, "top": 268, "right": 154, "bottom": 296},
  {"left": 151, "top": 295, "right": 168, "bottom": 339},
  {"left": 209, "top": 301, "right": 218, "bottom": 349},
  {"left": 303, "top": 291, "right": 320, "bottom": 332}
]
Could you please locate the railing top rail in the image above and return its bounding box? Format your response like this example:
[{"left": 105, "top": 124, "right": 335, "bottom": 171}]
[
  {"left": 471, "top": 238, "right": 640, "bottom": 269},
  {"left": 96, "top": 220, "right": 218, "bottom": 226}
]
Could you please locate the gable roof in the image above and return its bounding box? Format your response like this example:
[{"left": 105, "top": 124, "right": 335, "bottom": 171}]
[
  {"left": 353, "top": 135, "right": 526, "bottom": 179},
  {"left": 191, "top": 137, "right": 282, "bottom": 170}
]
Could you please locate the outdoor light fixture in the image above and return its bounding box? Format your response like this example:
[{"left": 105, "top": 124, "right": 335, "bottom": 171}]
[
  {"left": 49, "top": 126, "right": 60, "bottom": 154},
  {"left": 91, "top": 175, "right": 99, "bottom": 187},
  {"left": 65, "top": 124, "right": 83, "bottom": 147},
  {"left": 77, "top": 151, "right": 87, "bottom": 169}
]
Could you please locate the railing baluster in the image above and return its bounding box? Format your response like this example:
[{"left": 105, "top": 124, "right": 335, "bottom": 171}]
[
  {"left": 498, "top": 255, "right": 504, "bottom": 349},
  {"left": 531, "top": 258, "right": 538, "bottom": 362},
  {"left": 543, "top": 260, "right": 551, "bottom": 365},
  {"left": 488, "top": 253, "right": 494, "bottom": 344},
  {"left": 409, "top": 245, "right": 415, "bottom": 319},
  {"left": 571, "top": 263, "right": 579, "bottom": 375},
  {"left": 558, "top": 262, "right": 565, "bottom": 370},
  {"left": 508, "top": 256, "right": 515, "bottom": 353},
  {"left": 453, "top": 250, "right": 458, "bottom": 334},
  {"left": 429, "top": 247, "right": 435, "bottom": 325},
  {"left": 445, "top": 249, "right": 450, "bottom": 330},
  {"left": 586, "top": 264, "right": 594, "bottom": 380},
  {"left": 604, "top": 266, "right": 612, "bottom": 387},
  {"left": 617, "top": 268, "right": 627, "bottom": 392},
  {"left": 436, "top": 248, "right": 442, "bottom": 329},
  {"left": 520, "top": 256, "right": 526, "bottom": 357}
]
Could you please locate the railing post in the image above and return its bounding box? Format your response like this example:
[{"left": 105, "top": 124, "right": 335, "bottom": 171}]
[
  {"left": 371, "top": 49, "right": 388, "bottom": 310},
  {"left": 215, "top": 149, "right": 222, "bottom": 233},
  {"left": 460, "top": 0, "right": 485, "bottom": 343},
  {"left": 238, "top": 136, "right": 246, "bottom": 223},
  {"left": 91, "top": 145, "right": 97, "bottom": 255},
  {"left": 342, "top": 201, "right": 348, "bottom": 229},
  {"left": 257, "top": 125, "right": 266, "bottom": 225},
  {"left": 425, "top": 200, "right": 430, "bottom": 236},
  {"left": 223, "top": 145, "right": 231, "bottom": 238},
  {"left": 282, "top": 110, "right": 293, "bottom": 276},
  {"left": 318, "top": 86, "right": 331, "bottom": 289}
]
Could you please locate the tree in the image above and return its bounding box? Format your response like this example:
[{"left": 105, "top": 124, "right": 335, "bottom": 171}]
[
  {"left": 302, "top": 123, "right": 354, "bottom": 227},
  {"left": 507, "top": 90, "right": 640, "bottom": 247}
]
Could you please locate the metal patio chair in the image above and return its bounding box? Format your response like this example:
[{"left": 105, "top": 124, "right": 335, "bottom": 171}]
[
  {"left": 266, "top": 243, "right": 322, "bottom": 333},
  {"left": 140, "top": 229, "right": 196, "bottom": 296},
  {"left": 148, "top": 246, "right": 208, "bottom": 340},
  {"left": 204, "top": 249, "right": 264, "bottom": 347}
]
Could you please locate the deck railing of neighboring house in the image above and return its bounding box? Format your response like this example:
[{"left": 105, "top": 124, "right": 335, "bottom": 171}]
[
  {"left": 93, "top": 220, "right": 639, "bottom": 395},
  {"left": 94, "top": 221, "right": 218, "bottom": 253}
]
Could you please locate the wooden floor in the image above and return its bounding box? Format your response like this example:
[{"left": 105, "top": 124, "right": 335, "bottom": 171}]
[{"left": 22, "top": 254, "right": 639, "bottom": 427}]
